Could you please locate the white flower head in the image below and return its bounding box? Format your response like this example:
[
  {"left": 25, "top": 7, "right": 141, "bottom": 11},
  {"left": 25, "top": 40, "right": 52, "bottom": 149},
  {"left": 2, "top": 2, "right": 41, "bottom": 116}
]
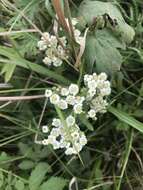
[
  {"left": 50, "top": 94, "right": 60, "bottom": 105},
  {"left": 69, "top": 84, "right": 79, "bottom": 96},
  {"left": 37, "top": 40, "right": 47, "bottom": 51},
  {"left": 42, "top": 139, "right": 49, "bottom": 145},
  {"left": 43, "top": 57, "right": 52, "bottom": 66},
  {"left": 65, "top": 147, "right": 74, "bottom": 155},
  {"left": 88, "top": 109, "right": 96, "bottom": 118},
  {"left": 41, "top": 32, "right": 50, "bottom": 41},
  {"left": 72, "top": 18, "right": 78, "bottom": 26},
  {"left": 74, "top": 103, "right": 83, "bottom": 114},
  {"left": 98, "top": 72, "right": 107, "bottom": 81},
  {"left": 52, "top": 140, "right": 60, "bottom": 149},
  {"left": 53, "top": 57, "right": 63, "bottom": 67},
  {"left": 66, "top": 95, "right": 76, "bottom": 105},
  {"left": 45, "top": 89, "right": 52, "bottom": 98},
  {"left": 52, "top": 118, "right": 62, "bottom": 127},
  {"left": 71, "top": 131, "right": 79, "bottom": 139},
  {"left": 42, "top": 125, "right": 49, "bottom": 133},
  {"left": 57, "top": 99, "right": 68, "bottom": 110},
  {"left": 66, "top": 115, "right": 75, "bottom": 127},
  {"left": 80, "top": 135, "right": 87, "bottom": 146},
  {"left": 61, "top": 87, "right": 69, "bottom": 96}
]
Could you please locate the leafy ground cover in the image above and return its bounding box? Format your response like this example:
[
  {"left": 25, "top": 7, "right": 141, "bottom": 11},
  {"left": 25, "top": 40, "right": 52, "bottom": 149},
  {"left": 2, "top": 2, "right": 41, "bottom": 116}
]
[{"left": 0, "top": 0, "right": 143, "bottom": 189}]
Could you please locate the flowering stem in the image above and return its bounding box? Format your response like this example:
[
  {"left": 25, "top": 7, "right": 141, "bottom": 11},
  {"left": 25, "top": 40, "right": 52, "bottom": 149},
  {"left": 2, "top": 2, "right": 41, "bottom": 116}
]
[{"left": 55, "top": 106, "right": 84, "bottom": 165}]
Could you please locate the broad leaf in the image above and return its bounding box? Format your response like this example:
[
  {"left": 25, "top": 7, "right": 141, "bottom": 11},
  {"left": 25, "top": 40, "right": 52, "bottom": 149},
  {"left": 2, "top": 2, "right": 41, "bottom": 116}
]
[
  {"left": 79, "top": 0, "right": 135, "bottom": 43},
  {"left": 78, "top": 0, "right": 135, "bottom": 74},
  {"left": 15, "top": 180, "right": 25, "bottom": 190},
  {"left": 1, "top": 63, "right": 16, "bottom": 82},
  {"left": 18, "top": 160, "right": 35, "bottom": 170},
  {"left": 85, "top": 31, "right": 123, "bottom": 74},
  {"left": 29, "top": 162, "right": 51, "bottom": 190},
  {"left": 40, "top": 177, "right": 67, "bottom": 190}
]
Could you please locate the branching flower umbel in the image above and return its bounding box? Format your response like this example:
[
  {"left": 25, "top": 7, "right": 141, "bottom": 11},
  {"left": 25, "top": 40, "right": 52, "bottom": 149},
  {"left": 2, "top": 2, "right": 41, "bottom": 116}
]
[
  {"left": 37, "top": 32, "right": 68, "bottom": 67},
  {"left": 41, "top": 115, "right": 87, "bottom": 155},
  {"left": 37, "top": 18, "right": 84, "bottom": 68},
  {"left": 36, "top": 72, "right": 111, "bottom": 155}
]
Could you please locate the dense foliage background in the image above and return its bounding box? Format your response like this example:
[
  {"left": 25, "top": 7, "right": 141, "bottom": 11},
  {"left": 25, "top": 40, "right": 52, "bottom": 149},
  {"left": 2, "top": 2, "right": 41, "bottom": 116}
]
[{"left": 0, "top": 0, "right": 143, "bottom": 189}]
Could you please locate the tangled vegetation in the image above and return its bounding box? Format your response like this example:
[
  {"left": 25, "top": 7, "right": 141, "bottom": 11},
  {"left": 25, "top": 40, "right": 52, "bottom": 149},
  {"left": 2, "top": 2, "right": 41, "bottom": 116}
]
[{"left": 0, "top": 0, "right": 143, "bottom": 189}]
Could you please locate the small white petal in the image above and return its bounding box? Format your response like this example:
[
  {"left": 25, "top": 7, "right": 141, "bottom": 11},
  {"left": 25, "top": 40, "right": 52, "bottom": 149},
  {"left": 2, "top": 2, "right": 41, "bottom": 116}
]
[
  {"left": 66, "top": 115, "right": 75, "bottom": 126},
  {"left": 42, "top": 125, "right": 49, "bottom": 133},
  {"left": 45, "top": 89, "right": 52, "bottom": 98},
  {"left": 69, "top": 84, "right": 79, "bottom": 96},
  {"left": 57, "top": 99, "right": 68, "bottom": 110},
  {"left": 61, "top": 88, "right": 69, "bottom": 96},
  {"left": 74, "top": 104, "right": 83, "bottom": 114},
  {"left": 50, "top": 94, "right": 60, "bottom": 105}
]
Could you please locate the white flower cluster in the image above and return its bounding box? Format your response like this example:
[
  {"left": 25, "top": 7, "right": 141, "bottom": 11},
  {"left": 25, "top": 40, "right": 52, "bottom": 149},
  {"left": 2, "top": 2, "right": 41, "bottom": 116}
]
[
  {"left": 41, "top": 72, "right": 111, "bottom": 155},
  {"left": 65, "top": 18, "right": 83, "bottom": 44},
  {"left": 45, "top": 83, "right": 85, "bottom": 114},
  {"left": 37, "top": 32, "right": 67, "bottom": 67},
  {"left": 84, "top": 72, "right": 111, "bottom": 120},
  {"left": 41, "top": 115, "right": 87, "bottom": 155}
]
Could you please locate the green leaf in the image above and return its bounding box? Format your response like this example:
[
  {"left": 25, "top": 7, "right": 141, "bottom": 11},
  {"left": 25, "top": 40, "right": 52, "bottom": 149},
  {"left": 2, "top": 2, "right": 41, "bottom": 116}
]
[
  {"left": 40, "top": 177, "right": 67, "bottom": 190},
  {"left": 78, "top": 0, "right": 135, "bottom": 74},
  {"left": 29, "top": 162, "right": 51, "bottom": 190},
  {"left": 45, "top": 0, "right": 55, "bottom": 17},
  {"left": 0, "top": 171, "right": 4, "bottom": 188},
  {"left": 15, "top": 180, "right": 25, "bottom": 190},
  {"left": 18, "top": 160, "right": 35, "bottom": 170},
  {"left": 1, "top": 63, "right": 16, "bottom": 82},
  {"left": 85, "top": 32, "right": 122, "bottom": 74},
  {"left": 109, "top": 107, "right": 143, "bottom": 133},
  {"left": 0, "top": 46, "right": 70, "bottom": 85},
  {"left": 79, "top": 114, "right": 94, "bottom": 131},
  {"left": 79, "top": 0, "right": 135, "bottom": 43}
]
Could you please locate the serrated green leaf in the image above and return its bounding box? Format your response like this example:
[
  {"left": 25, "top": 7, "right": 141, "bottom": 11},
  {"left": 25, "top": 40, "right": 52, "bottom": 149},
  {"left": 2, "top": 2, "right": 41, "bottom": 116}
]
[
  {"left": 40, "top": 177, "right": 67, "bottom": 190},
  {"left": 79, "top": 0, "right": 135, "bottom": 74},
  {"left": 15, "top": 180, "right": 25, "bottom": 190},
  {"left": 85, "top": 32, "right": 122, "bottom": 74},
  {"left": 29, "top": 162, "right": 51, "bottom": 190},
  {"left": 18, "top": 160, "right": 35, "bottom": 170}
]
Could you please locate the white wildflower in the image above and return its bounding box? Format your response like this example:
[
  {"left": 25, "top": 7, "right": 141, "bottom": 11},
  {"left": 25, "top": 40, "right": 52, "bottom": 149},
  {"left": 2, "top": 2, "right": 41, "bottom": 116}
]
[
  {"left": 37, "top": 40, "right": 47, "bottom": 51},
  {"left": 50, "top": 94, "right": 60, "bottom": 105},
  {"left": 45, "top": 89, "right": 52, "bottom": 98},
  {"left": 65, "top": 147, "right": 74, "bottom": 155},
  {"left": 42, "top": 139, "right": 49, "bottom": 145},
  {"left": 52, "top": 118, "right": 62, "bottom": 127},
  {"left": 61, "top": 87, "right": 69, "bottom": 96},
  {"left": 57, "top": 99, "right": 68, "bottom": 110},
  {"left": 74, "top": 103, "right": 83, "bottom": 114},
  {"left": 66, "top": 115, "right": 75, "bottom": 127},
  {"left": 66, "top": 95, "right": 76, "bottom": 105},
  {"left": 43, "top": 57, "right": 52, "bottom": 66},
  {"left": 80, "top": 135, "right": 87, "bottom": 146},
  {"left": 98, "top": 72, "right": 107, "bottom": 81},
  {"left": 69, "top": 84, "right": 79, "bottom": 96},
  {"left": 42, "top": 125, "right": 49, "bottom": 133},
  {"left": 88, "top": 109, "right": 96, "bottom": 118}
]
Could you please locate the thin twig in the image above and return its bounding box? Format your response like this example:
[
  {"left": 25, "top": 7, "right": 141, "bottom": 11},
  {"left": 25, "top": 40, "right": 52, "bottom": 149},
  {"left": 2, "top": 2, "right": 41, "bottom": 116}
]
[
  {"left": 0, "top": 95, "right": 45, "bottom": 102},
  {"left": 0, "top": 29, "right": 38, "bottom": 36}
]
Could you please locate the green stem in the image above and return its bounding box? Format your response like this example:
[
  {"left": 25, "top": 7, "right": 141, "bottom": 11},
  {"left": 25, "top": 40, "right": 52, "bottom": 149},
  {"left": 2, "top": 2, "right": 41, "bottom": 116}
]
[{"left": 116, "top": 130, "right": 133, "bottom": 190}]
